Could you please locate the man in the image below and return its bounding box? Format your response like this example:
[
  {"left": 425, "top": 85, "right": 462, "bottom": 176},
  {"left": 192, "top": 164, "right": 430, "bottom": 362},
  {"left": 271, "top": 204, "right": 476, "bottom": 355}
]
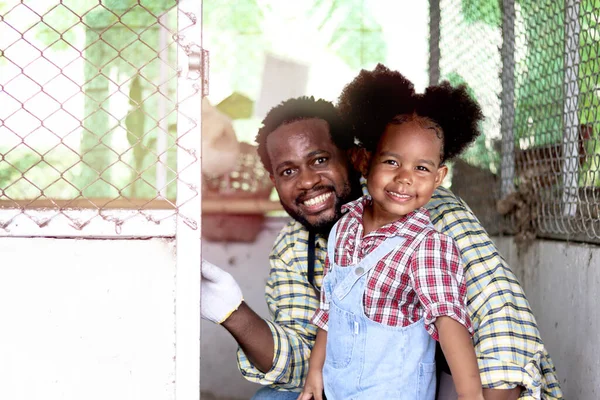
[{"left": 201, "top": 67, "right": 563, "bottom": 400}]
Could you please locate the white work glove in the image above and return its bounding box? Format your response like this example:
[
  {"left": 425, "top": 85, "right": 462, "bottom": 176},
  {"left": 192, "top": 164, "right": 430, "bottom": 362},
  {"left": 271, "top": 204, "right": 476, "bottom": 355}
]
[{"left": 201, "top": 259, "right": 244, "bottom": 324}]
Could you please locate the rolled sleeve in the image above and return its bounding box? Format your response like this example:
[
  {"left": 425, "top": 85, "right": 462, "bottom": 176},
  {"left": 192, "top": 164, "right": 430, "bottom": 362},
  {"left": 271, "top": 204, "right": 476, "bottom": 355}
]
[
  {"left": 237, "top": 320, "right": 307, "bottom": 388},
  {"left": 236, "top": 231, "right": 321, "bottom": 390},
  {"left": 410, "top": 231, "right": 472, "bottom": 340},
  {"left": 311, "top": 307, "right": 329, "bottom": 331}
]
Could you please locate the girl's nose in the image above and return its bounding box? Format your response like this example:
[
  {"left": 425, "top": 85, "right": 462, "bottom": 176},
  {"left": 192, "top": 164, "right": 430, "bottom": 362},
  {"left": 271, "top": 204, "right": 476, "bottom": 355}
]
[{"left": 395, "top": 170, "right": 413, "bottom": 185}]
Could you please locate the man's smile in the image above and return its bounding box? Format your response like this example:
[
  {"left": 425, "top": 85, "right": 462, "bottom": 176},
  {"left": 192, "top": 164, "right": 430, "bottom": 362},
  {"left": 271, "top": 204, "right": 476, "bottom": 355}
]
[{"left": 298, "top": 191, "right": 334, "bottom": 214}]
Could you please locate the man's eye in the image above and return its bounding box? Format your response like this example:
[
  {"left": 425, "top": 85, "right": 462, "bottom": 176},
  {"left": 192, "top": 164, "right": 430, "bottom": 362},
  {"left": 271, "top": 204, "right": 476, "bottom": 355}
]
[
  {"left": 281, "top": 168, "right": 295, "bottom": 177},
  {"left": 314, "top": 157, "right": 328, "bottom": 165}
]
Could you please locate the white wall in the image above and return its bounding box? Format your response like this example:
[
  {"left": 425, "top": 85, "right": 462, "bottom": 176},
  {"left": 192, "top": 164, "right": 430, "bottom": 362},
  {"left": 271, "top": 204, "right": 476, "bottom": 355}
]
[
  {"left": 0, "top": 237, "right": 177, "bottom": 400},
  {"left": 495, "top": 236, "right": 600, "bottom": 400}
]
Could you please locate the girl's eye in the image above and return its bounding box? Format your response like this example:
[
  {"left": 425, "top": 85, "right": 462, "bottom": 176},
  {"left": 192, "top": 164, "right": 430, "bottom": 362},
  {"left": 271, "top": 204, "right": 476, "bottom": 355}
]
[
  {"left": 416, "top": 166, "right": 430, "bottom": 172},
  {"left": 383, "top": 159, "right": 398, "bottom": 166}
]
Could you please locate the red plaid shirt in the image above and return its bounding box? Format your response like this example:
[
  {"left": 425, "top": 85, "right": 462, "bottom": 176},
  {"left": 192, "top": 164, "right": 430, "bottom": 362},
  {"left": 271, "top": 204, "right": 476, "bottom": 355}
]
[{"left": 312, "top": 196, "right": 472, "bottom": 340}]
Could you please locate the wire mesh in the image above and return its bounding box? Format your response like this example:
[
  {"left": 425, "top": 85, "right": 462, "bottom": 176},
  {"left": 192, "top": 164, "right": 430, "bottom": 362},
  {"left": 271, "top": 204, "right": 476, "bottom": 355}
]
[
  {"left": 435, "top": 0, "right": 503, "bottom": 235},
  {"left": 436, "top": 0, "right": 600, "bottom": 243},
  {"left": 0, "top": 0, "right": 201, "bottom": 232}
]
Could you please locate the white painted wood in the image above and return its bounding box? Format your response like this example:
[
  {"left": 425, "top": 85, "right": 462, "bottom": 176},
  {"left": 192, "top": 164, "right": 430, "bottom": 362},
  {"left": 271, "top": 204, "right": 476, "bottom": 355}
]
[
  {"left": 0, "top": 238, "right": 177, "bottom": 400},
  {"left": 0, "top": 209, "right": 176, "bottom": 238},
  {"left": 175, "top": 0, "right": 203, "bottom": 399}
]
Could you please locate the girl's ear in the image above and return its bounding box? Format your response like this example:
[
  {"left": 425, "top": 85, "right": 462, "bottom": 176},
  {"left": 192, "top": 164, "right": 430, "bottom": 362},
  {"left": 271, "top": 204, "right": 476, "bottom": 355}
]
[
  {"left": 347, "top": 147, "right": 372, "bottom": 177},
  {"left": 435, "top": 165, "right": 449, "bottom": 187}
]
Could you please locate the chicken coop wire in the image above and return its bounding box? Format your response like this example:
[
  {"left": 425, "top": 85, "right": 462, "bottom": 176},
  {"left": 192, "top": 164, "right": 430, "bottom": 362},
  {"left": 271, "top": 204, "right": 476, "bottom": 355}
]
[
  {"left": 433, "top": 0, "right": 600, "bottom": 244},
  {"left": 432, "top": 0, "right": 504, "bottom": 235},
  {"left": 0, "top": 0, "right": 203, "bottom": 236}
]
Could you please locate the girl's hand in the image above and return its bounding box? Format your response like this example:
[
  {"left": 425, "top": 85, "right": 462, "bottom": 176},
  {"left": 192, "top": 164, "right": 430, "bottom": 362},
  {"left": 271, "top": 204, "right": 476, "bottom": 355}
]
[{"left": 297, "top": 367, "right": 324, "bottom": 400}]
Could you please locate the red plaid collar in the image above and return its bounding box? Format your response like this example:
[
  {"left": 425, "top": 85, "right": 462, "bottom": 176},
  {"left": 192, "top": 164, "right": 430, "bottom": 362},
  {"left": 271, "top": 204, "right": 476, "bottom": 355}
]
[{"left": 341, "top": 195, "right": 432, "bottom": 240}]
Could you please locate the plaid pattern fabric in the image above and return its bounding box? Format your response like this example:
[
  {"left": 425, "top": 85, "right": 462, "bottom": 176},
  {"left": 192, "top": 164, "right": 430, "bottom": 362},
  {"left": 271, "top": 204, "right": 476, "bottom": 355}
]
[
  {"left": 312, "top": 196, "right": 472, "bottom": 341},
  {"left": 236, "top": 186, "right": 563, "bottom": 399}
]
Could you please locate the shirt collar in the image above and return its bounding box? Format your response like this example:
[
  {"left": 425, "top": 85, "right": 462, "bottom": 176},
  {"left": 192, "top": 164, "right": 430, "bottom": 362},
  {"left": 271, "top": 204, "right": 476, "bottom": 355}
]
[{"left": 290, "top": 220, "right": 328, "bottom": 250}]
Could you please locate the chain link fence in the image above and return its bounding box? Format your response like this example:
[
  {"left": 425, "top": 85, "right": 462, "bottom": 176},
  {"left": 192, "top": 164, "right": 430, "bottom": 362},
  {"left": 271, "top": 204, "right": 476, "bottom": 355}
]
[
  {"left": 435, "top": 0, "right": 600, "bottom": 244},
  {"left": 0, "top": 0, "right": 201, "bottom": 233}
]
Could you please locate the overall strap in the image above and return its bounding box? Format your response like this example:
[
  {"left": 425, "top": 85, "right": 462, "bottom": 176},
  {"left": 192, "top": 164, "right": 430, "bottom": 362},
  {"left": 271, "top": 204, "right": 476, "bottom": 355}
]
[{"left": 326, "top": 221, "right": 339, "bottom": 262}]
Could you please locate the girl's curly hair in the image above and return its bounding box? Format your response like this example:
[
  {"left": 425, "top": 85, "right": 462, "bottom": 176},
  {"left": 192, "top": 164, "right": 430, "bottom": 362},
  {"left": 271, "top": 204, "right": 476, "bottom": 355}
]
[
  {"left": 337, "top": 64, "right": 484, "bottom": 163},
  {"left": 337, "top": 64, "right": 416, "bottom": 152},
  {"left": 414, "top": 82, "right": 484, "bottom": 161}
]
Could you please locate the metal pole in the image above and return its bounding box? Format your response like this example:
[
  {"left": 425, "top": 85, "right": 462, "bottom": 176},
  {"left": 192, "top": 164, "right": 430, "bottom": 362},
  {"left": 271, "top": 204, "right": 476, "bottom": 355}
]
[
  {"left": 429, "top": 0, "right": 441, "bottom": 86},
  {"left": 500, "top": 0, "right": 516, "bottom": 197},
  {"left": 562, "top": 0, "right": 580, "bottom": 217}
]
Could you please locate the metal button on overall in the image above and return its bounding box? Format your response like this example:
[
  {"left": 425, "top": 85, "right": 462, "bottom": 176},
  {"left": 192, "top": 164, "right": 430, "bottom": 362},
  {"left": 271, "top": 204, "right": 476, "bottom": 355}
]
[{"left": 355, "top": 267, "right": 364, "bottom": 275}]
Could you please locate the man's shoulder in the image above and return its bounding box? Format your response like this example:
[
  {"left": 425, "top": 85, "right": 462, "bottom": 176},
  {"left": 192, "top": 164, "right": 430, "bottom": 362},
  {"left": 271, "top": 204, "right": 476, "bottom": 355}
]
[{"left": 427, "top": 186, "right": 465, "bottom": 210}]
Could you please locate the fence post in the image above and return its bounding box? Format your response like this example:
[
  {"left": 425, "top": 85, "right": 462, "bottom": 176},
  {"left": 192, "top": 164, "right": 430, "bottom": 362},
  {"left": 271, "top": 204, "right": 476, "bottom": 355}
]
[
  {"left": 428, "top": 0, "right": 441, "bottom": 86},
  {"left": 175, "top": 0, "right": 203, "bottom": 398},
  {"left": 562, "top": 0, "right": 580, "bottom": 218},
  {"left": 500, "top": 0, "right": 515, "bottom": 197}
]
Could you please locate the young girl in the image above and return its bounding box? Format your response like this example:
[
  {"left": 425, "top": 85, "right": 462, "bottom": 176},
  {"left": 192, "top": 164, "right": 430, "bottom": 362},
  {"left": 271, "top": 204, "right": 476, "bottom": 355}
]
[{"left": 299, "top": 66, "right": 485, "bottom": 400}]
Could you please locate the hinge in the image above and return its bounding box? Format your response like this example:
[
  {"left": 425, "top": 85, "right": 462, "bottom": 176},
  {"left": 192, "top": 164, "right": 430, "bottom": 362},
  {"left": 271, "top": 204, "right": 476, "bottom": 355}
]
[{"left": 188, "top": 48, "right": 210, "bottom": 97}]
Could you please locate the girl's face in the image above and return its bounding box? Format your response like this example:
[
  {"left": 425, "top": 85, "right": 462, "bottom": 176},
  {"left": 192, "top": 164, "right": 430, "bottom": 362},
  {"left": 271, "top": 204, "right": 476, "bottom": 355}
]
[{"left": 365, "top": 120, "right": 448, "bottom": 229}]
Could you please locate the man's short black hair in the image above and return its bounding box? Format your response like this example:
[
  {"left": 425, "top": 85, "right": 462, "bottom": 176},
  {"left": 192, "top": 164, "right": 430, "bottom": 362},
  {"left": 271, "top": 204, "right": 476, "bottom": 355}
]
[
  {"left": 256, "top": 96, "right": 352, "bottom": 173},
  {"left": 338, "top": 64, "right": 483, "bottom": 163}
]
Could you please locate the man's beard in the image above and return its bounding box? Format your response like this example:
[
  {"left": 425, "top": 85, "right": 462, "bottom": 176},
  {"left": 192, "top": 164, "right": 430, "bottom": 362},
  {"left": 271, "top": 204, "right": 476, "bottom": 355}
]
[{"left": 281, "top": 170, "right": 363, "bottom": 234}]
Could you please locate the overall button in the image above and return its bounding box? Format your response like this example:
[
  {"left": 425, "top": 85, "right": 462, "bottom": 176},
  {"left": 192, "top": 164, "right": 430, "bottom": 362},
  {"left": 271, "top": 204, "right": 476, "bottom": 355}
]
[{"left": 355, "top": 267, "right": 364, "bottom": 275}]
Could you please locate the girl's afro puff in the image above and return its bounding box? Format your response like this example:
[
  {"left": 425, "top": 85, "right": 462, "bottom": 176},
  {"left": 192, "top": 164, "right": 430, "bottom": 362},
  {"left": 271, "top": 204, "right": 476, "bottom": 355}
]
[{"left": 415, "top": 82, "right": 484, "bottom": 162}]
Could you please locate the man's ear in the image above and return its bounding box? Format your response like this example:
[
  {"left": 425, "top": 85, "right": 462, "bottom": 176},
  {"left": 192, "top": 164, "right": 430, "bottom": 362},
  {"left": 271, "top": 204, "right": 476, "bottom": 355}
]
[
  {"left": 269, "top": 174, "right": 275, "bottom": 185},
  {"left": 347, "top": 147, "right": 371, "bottom": 177},
  {"left": 435, "top": 165, "right": 449, "bottom": 187}
]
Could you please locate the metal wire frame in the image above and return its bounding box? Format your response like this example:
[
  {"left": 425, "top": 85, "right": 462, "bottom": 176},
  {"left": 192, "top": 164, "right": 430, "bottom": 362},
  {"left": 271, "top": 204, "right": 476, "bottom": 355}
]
[
  {"left": 0, "top": 0, "right": 203, "bottom": 235},
  {"left": 433, "top": 0, "right": 600, "bottom": 243}
]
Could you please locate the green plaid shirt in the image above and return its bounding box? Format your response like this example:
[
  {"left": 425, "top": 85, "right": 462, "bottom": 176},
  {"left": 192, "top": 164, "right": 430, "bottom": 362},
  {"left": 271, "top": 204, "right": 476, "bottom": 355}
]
[{"left": 237, "top": 186, "right": 563, "bottom": 399}]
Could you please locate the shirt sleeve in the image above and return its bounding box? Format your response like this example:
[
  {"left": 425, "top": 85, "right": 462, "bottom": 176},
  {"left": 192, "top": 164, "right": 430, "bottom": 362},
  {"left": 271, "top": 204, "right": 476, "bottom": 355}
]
[
  {"left": 236, "top": 248, "right": 318, "bottom": 390},
  {"left": 311, "top": 254, "right": 330, "bottom": 331},
  {"left": 409, "top": 231, "right": 472, "bottom": 341},
  {"left": 427, "top": 188, "right": 564, "bottom": 399}
]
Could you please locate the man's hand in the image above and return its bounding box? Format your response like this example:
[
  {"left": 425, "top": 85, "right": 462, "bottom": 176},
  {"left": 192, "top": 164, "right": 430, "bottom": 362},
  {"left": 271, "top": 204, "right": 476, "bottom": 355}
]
[{"left": 201, "top": 259, "right": 243, "bottom": 324}]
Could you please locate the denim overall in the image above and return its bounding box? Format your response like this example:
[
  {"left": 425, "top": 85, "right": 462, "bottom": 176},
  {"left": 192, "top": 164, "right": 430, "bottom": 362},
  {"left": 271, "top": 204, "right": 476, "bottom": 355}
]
[{"left": 322, "top": 222, "right": 437, "bottom": 400}]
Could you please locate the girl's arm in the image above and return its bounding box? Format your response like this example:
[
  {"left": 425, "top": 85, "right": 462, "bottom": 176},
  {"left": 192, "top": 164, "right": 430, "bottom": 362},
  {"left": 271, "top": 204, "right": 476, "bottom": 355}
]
[
  {"left": 436, "top": 316, "right": 483, "bottom": 400},
  {"left": 297, "top": 328, "right": 327, "bottom": 400}
]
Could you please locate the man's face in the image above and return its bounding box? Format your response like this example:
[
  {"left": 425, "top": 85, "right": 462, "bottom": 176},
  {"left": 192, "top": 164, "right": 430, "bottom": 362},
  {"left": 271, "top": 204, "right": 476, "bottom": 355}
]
[{"left": 267, "top": 118, "right": 353, "bottom": 232}]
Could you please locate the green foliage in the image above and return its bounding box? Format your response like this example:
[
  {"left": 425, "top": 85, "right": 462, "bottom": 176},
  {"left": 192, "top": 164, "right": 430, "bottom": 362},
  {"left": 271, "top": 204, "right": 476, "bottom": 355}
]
[
  {"left": 203, "top": 0, "right": 262, "bottom": 32},
  {"left": 513, "top": 1, "right": 565, "bottom": 146},
  {"left": 0, "top": 153, "right": 39, "bottom": 189},
  {"left": 445, "top": 72, "right": 500, "bottom": 172},
  {"left": 318, "top": 0, "right": 386, "bottom": 69},
  {"left": 461, "top": 0, "right": 501, "bottom": 27}
]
